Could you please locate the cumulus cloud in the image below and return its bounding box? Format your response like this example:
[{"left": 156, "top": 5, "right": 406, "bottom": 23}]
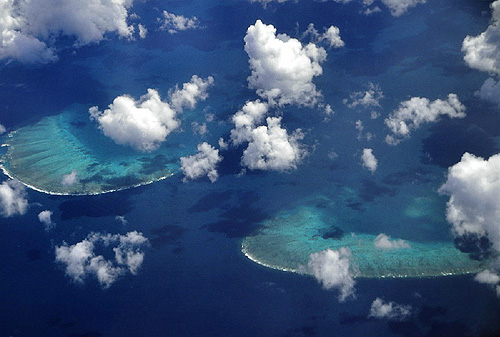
[
  {"left": 61, "top": 170, "right": 78, "bottom": 187},
  {"left": 439, "top": 153, "right": 500, "bottom": 297},
  {"left": 384, "top": 94, "right": 466, "bottom": 145},
  {"left": 462, "top": 1, "right": 500, "bottom": 75},
  {"left": 361, "top": 148, "right": 378, "bottom": 173},
  {"left": 90, "top": 76, "right": 213, "bottom": 152},
  {"left": 439, "top": 153, "right": 500, "bottom": 251},
  {"left": 302, "top": 23, "right": 344, "bottom": 48},
  {"left": 300, "top": 247, "right": 357, "bottom": 301},
  {"left": 374, "top": 233, "right": 411, "bottom": 249},
  {"left": 344, "top": 83, "right": 384, "bottom": 109},
  {"left": 158, "top": 11, "right": 201, "bottom": 34},
  {"left": 244, "top": 20, "right": 327, "bottom": 107},
  {"left": 477, "top": 77, "right": 500, "bottom": 107},
  {"left": 368, "top": 298, "right": 412, "bottom": 320},
  {"left": 169, "top": 75, "right": 214, "bottom": 113},
  {"left": 236, "top": 116, "right": 306, "bottom": 171},
  {"left": 0, "top": 179, "right": 28, "bottom": 217},
  {"left": 55, "top": 231, "right": 148, "bottom": 288},
  {"left": 0, "top": 0, "right": 136, "bottom": 64},
  {"left": 180, "top": 142, "right": 222, "bottom": 183},
  {"left": 38, "top": 210, "right": 55, "bottom": 231}
]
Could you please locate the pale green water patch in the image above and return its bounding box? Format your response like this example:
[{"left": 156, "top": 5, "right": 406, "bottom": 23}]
[
  {"left": 242, "top": 206, "right": 487, "bottom": 278},
  {"left": 0, "top": 109, "right": 187, "bottom": 195}
]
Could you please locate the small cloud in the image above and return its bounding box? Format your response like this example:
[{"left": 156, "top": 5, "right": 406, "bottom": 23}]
[
  {"left": 61, "top": 170, "right": 78, "bottom": 187},
  {"left": 138, "top": 24, "right": 148, "bottom": 39},
  {"left": 300, "top": 247, "right": 357, "bottom": 302},
  {"left": 158, "top": 11, "right": 201, "bottom": 34},
  {"left": 368, "top": 298, "right": 412, "bottom": 320},
  {"left": 0, "top": 179, "right": 28, "bottom": 217},
  {"left": 38, "top": 210, "right": 55, "bottom": 231},
  {"left": 361, "top": 148, "right": 378, "bottom": 173},
  {"left": 385, "top": 94, "right": 466, "bottom": 145},
  {"left": 115, "top": 215, "right": 128, "bottom": 225},
  {"left": 218, "top": 138, "right": 228, "bottom": 150},
  {"left": 0, "top": 124, "right": 6, "bottom": 134},
  {"left": 55, "top": 231, "right": 149, "bottom": 288},
  {"left": 181, "top": 142, "right": 223, "bottom": 183},
  {"left": 344, "top": 83, "right": 383, "bottom": 109},
  {"left": 302, "top": 23, "right": 345, "bottom": 48},
  {"left": 374, "top": 233, "right": 410, "bottom": 249},
  {"left": 476, "top": 77, "right": 500, "bottom": 107}
]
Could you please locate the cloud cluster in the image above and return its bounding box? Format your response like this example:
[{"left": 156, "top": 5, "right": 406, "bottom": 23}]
[
  {"left": 38, "top": 210, "right": 55, "bottom": 231},
  {"left": 300, "top": 247, "right": 357, "bottom": 301},
  {"left": 344, "top": 83, "right": 383, "bottom": 109},
  {"left": 384, "top": 94, "right": 466, "bottom": 145},
  {"left": 244, "top": 20, "right": 327, "bottom": 107},
  {"left": 374, "top": 233, "right": 410, "bottom": 249},
  {"left": 55, "top": 231, "right": 148, "bottom": 288},
  {"left": 368, "top": 298, "right": 412, "bottom": 320},
  {"left": 90, "top": 76, "right": 213, "bottom": 152},
  {"left": 158, "top": 11, "right": 201, "bottom": 34},
  {"left": 180, "top": 142, "right": 222, "bottom": 183},
  {"left": 0, "top": 179, "right": 28, "bottom": 217},
  {"left": 361, "top": 148, "right": 378, "bottom": 173},
  {"left": 462, "top": 1, "right": 500, "bottom": 75},
  {"left": 1, "top": 0, "right": 138, "bottom": 64}
]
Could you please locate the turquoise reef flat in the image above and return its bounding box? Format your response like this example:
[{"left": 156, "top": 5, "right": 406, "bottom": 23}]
[
  {"left": 242, "top": 206, "right": 487, "bottom": 278},
  {"left": 0, "top": 108, "right": 186, "bottom": 195}
]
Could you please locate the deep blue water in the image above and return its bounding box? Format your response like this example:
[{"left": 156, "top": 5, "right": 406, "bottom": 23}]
[{"left": 1, "top": 0, "right": 500, "bottom": 336}]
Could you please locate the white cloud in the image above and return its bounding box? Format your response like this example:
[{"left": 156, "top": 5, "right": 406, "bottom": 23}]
[
  {"left": 61, "top": 170, "right": 78, "bottom": 187},
  {"left": 0, "top": 124, "right": 5, "bottom": 134},
  {"left": 180, "top": 142, "right": 222, "bottom": 183},
  {"left": 344, "top": 83, "right": 383, "bottom": 109},
  {"left": 0, "top": 0, "right": 136, "bottom": 64},
  {"left": 218, "top": 137, "right": 228, "bottom": 150},
  {"left": 462, "top": 1, "right": 500, "bottom": 75},
  {"left": 244, "top": 20, "right": 327, "bottom": 107},
  {"left": 235, "top": 116, "right": 306, "bottom": 171},
  {"left": 300, "top": 247, "right": 357, "bottom": 302},
  {"left": 477, "top": 77, "right": 500, "bottom": 107},
  {"left": 384, "top": 94, "right": 466, "bottom": 145},
  {"left": 250, "top": 0, "right": 425, "bottom": 16},
  {"left": 368, "top": 298, "right": 412, "bottom": 320},
  {"left": 374, "top": 233, "right": 411, "bottom": 249},
  {"left": 169, "top": 75, "right": 214, "bottom": 113},
  {"left": 90, "top": 89, "right": 179, "bottom": 152},
  {"left": 355, "top": 120, "right": 373, "bottom": 141},
  {"left": 138, "top": 23, "right": 147, "bottom": 39},
  {"left": 38, "top": 210, "right": 55, "bottom": 231},
  {"left": 0, "top": 179, "right": 28, "bottom": 217},
  {"left": 115, "top": 215, "right": 128, "bottom": 225},
  {"left": 158, "top": 11, "right": 201, "bottom": 34},
  {"left": 55, "top": 231, "right": 148, "bottom": 288},
  {"left": 378, "top": 0, "right": 426, "bottom": 16},
  {"left": 302, "top": 23, "right": 344, "bottom": 48},
  {"left": 475, "top": 269, "right": 500, "bottom": 285},
  {"left": 90, "top": 76, "right": 212, "bottom": 152},
  {"left": 439, "top": 153, "right": 500, "bottom": 251},
  {"left": 439, "top": 153, "right": 500, "bottom": 297},
  {"left": 361, "top": 148, "right": 378, "bottom": 173}
]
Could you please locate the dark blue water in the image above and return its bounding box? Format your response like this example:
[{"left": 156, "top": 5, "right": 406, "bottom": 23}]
[{"left": 1, "top": 0, "right": 500, "bottom": 336}]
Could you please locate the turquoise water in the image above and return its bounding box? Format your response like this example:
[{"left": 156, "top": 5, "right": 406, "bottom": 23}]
[
  {"left": 0, "top": 107, "right": 190, "bottom": 195},
  {"left": 242, "top": 204, "right": 488, "bottom": 278}
]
